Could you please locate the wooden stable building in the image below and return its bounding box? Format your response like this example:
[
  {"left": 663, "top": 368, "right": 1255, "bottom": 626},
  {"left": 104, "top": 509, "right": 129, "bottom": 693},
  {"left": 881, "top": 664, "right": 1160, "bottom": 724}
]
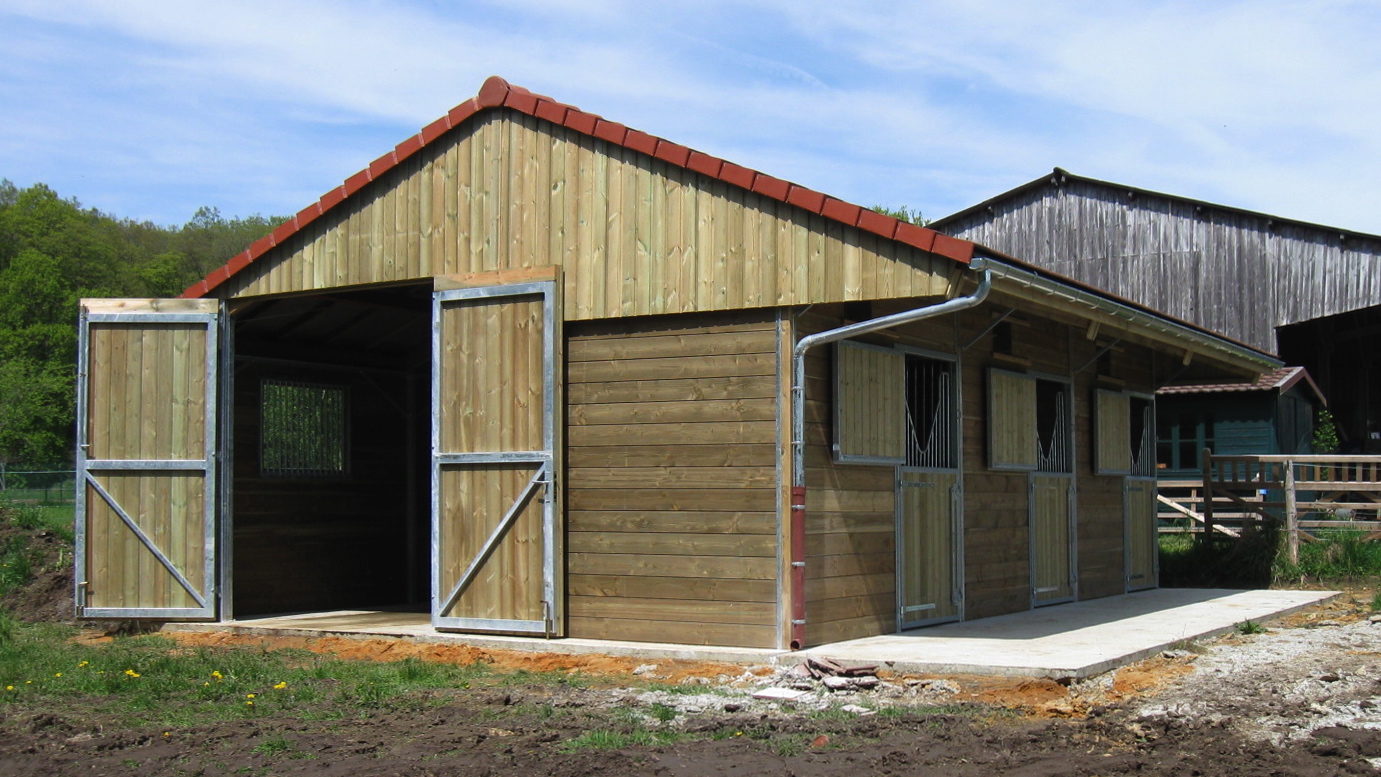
[{"left": 75, "top": 77, "right": 1279, "bottom": 650}]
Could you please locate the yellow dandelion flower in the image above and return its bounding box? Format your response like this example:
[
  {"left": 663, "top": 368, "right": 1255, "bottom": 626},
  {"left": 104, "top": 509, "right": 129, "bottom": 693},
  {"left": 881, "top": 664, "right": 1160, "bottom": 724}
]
[
  {"left": 273, "top": 682, "right": 287, "bottom": 690},
  {"left": 246, "top": 701, "right": 254, "bottom": 707},
  {"left": 124, "top": 669, "right": 140, "bottom": 678},
  {"left": 246, "top": 693, "right": 256, "bottom": 699},
  {"left": 54, "top": 673, "right": 61, "bottom": 678},
  {"left": 5, "top": 686, "right": 13, "bottom": 691},
  {"left": 211, "top": 671, "right": 223, "bottom": 680},
  {"left": 77, "top": 661, "right": 89, "bottom": 668}
]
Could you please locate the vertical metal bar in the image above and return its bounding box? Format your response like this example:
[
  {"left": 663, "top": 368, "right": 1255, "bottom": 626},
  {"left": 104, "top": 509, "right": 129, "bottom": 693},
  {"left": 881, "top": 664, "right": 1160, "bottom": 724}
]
[
  {"left": 430, "top": 292, "right": 443, "bottom": 624},
  {"left": 202, "top": 312, "right": 220, "bottom": 615},
  {"left": 541, "top": 282, "right": 558, "bottom": 636},
  {"left": 218, "top": 304, "right": 235, "bottom": 622},
  {"left": 73, "top": 307, "right": 91, "bottom": 616},
  {"left": 952, "top": 315, "right": 966, "bottom": 621}
]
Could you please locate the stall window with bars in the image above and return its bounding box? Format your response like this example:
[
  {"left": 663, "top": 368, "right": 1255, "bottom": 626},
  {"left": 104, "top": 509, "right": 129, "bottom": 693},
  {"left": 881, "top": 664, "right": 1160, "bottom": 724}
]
[
  {"left": 904, "top": 354, "right": 957, "bottom": 469},
  {"left": 1035, "top": 379, "right": 1072, "bottom": 473},
  {"left": 1129, "top": 397, "right": 1156, "bottom": 477},
  {"left": 260, "top": 380, "right": 349, "bottom": 477}
]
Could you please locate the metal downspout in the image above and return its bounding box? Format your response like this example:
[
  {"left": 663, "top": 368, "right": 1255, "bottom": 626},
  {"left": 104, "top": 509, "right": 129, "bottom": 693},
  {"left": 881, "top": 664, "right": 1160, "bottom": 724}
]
[{"left": 788, "top": 262, "right": 993, "bottom": 650}]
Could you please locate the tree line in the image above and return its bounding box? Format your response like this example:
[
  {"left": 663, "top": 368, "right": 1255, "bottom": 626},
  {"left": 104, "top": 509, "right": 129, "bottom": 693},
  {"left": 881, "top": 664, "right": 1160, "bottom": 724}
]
[{"left": 0, "top": 180, "right": 283, "bottom": 471}]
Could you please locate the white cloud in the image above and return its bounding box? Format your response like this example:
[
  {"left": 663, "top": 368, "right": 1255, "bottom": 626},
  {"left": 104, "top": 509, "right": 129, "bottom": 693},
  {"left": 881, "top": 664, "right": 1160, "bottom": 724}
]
[{"left": 1, "top": 0, "right": 1379, "bottom": 232}]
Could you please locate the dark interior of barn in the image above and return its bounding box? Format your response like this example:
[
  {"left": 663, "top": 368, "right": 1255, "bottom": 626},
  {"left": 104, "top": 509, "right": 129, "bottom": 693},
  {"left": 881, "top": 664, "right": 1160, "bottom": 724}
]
[{"left": 227, "top": 282, "right": 433, "bottom": 617}]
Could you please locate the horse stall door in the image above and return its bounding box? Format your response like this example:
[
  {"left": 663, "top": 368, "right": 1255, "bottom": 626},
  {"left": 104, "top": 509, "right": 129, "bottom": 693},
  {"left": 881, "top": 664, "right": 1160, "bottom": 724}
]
[
  {"left": 431, "top": 280, "right": 561, "bottom": 635},
  {"left": 898, "top": 470, "right": 960, "bottom": 628},
  {"left": 75, "top": 299, "right": 222, "bottom": 619},
  {"left": 1030, "top": 474, "right": 1075, "bottom": 606}
]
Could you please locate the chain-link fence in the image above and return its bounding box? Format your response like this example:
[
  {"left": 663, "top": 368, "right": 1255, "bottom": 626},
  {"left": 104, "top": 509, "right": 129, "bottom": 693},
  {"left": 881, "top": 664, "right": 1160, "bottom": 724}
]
[{"left": 0, "top": 467, "right": 76, "bottom": 504}]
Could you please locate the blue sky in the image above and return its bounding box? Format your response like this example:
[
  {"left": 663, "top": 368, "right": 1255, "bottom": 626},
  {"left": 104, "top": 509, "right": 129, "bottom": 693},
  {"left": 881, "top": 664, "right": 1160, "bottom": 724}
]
[{"left": 3, "top": 0, "right": 1380, "bottom": 235}]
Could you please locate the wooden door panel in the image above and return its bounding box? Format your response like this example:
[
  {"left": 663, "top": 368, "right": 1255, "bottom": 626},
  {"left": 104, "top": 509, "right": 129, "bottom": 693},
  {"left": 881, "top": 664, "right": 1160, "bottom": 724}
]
[
  {"left": 1031, "top": 475, "right": 1074, "bottom": 605},
  {"left": 898, "top": 470, "right": 960, "bottom": 627},
  {"left": 76, "top": 299, "right": 220, "bottom": 619},
  {"left": 432, "top": 279, "right": 561, "bottom": 635}
]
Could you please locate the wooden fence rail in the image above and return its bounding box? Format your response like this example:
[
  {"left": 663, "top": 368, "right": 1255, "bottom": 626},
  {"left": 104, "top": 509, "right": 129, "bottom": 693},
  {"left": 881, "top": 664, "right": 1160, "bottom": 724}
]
[{"left": 1156, "top": 453, "right": 1381, "bottom": 564}]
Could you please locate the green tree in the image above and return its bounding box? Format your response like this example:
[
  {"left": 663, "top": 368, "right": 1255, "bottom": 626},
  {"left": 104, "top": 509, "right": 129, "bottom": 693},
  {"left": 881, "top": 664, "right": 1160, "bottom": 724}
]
[
  {"left": 870, "top": 204, "right": 930, "bottom": 226},
  {"left": 0, "top": 180, "right": 283, "bottom": 467}
]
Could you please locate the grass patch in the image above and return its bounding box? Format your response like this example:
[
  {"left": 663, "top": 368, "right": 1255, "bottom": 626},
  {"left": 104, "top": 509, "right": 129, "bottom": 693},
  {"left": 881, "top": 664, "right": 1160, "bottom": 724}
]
[
  {"left": 0, "top": 619, "right": 560, "bottom": 729},
  {"left": 560, "top": 728, "right": 686, "bottom": 751},
  {"left": 1236, "top": 619, "right": 1266, "bottom": 635},
  {"left": 1274, "top": 529, "right": 1381, "bottom": 583}
]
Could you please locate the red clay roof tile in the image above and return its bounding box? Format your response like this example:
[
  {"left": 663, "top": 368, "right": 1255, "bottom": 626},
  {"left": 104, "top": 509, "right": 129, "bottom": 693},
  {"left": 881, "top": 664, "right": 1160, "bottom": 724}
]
[
  {"left": 652, "top": 139, "right": 691, "bottom": 167},
  {"left": 821, "top": 197, "right": 862, "bottom": 227},
  {"left": 718, "top": 162, "right": 755, "bottom": 191},
  {"left": 687, "top": 151, "right": 723, "bottom": 178},
  {"left": 533, "top": 99, "right": 568, "bottom": 125},
  {"left": 750, "top": 173, "right": 791, "bottom": 200},
  {"left": 786, "top": 185, "right": 826, "bottom": 213},
  {"left": 182, "top": 74, "right": 977, "bottom": 298},
  {"left": 856, "top": 208, "right": 899, "bottom": 239},
  {"left": 623, "top": 129, "right": 659, "bottom": 157},
  {"left": 592, "top": 118, "right": 628, "bottom": 145},
  {"left": 564, "top": 111, "right": 598, "bottom": 135}
]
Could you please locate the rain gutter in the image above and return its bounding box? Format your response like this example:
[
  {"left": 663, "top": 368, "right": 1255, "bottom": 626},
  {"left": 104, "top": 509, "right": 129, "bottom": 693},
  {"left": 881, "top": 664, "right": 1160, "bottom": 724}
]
[{"left": 787, "top": 261, "right": 993, "bottom": 650}]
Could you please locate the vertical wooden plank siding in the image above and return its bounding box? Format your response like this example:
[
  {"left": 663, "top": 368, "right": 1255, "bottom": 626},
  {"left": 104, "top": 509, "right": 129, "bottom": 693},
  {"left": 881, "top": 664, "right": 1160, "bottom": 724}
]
[
  {"left": 939, "top": 178, "right": 1381, "bottom": 354},
  {"left": 435, "top": 293, "right": 549, "bottom": 625},
  {"left": 220, "top": 111, "right": 959, "bottom": 315},
  {"left": 565, "top": 312, "right": 779, "bottom": 648},
  {"left": 83, "top": 321, "right": 209, "bottom": 611}
]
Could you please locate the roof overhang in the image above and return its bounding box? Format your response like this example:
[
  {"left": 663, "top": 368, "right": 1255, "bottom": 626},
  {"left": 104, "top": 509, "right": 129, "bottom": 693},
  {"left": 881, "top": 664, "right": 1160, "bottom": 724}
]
[{"left": 970, "top": 255, "right": 1281, "bottom": 378}]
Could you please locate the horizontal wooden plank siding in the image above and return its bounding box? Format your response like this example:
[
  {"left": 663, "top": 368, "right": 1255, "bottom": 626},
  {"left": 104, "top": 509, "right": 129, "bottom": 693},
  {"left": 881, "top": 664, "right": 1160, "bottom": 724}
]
[
  {"left": 219, "top": 110, "right": 962, "bottom": 317},
  {"left": 565, "top": 311, "right": 780, "bottom": 648}
]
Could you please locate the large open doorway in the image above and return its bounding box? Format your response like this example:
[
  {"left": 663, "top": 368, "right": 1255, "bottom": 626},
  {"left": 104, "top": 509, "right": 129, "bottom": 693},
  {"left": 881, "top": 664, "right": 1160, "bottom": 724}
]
[{"left": 227, "top": 283, "right": 432, "bottom": 619}]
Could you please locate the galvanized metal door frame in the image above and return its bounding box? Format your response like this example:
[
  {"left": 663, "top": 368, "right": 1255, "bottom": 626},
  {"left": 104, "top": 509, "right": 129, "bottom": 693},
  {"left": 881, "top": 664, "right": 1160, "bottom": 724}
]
[
  {"left": 74, "top": 304, "right": 222, "bottom": 620},
  {"left": 431, "top": 280, "right": 559, "bottom": 635},
  {"left": 894, "top": 328, "right": 969, "bottom": 631}
]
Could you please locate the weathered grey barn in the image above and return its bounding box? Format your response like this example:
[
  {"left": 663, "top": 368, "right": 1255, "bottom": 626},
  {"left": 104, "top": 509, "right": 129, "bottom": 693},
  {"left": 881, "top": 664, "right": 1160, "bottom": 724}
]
[
  {"left": 75, "top": 79, "right": 1276, "bottom": 650},
  {"left": 931, "top": 168, "right": 1381, "bottom": 453}
]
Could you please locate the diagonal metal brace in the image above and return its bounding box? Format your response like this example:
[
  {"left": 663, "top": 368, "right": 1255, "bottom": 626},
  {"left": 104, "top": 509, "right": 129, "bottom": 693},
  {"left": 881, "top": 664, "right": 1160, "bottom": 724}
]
[
  {"left": 439, "top": 463, "right": 548, "bottom": 617},
  {"left": 86, "top": 474, "right": 207, "bottom": 607}
]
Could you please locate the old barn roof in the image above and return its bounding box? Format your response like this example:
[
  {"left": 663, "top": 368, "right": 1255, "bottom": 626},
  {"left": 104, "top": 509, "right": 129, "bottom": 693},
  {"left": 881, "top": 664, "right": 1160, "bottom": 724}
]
[
  {"left": 1158, "top": 366, "right": 1326, "bottom": 405},
  {"left": 183, "top": 76, "right": 975, "bottom": 299},
  {"left": 931, "top": 167, "right": 1381, "bottom": 244}
]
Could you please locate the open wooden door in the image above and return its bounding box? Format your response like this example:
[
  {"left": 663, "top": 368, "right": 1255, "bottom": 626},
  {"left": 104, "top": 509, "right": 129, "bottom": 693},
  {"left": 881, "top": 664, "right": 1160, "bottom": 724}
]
[
  {"left": 432, "top": 274, "right": 562, "bottom": 635},
  {"left": 75, "top": 299, "right": 223, "bottom": 619}
]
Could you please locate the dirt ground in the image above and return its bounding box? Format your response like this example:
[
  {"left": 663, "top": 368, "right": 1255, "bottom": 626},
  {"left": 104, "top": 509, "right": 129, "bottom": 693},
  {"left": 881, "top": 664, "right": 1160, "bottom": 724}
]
[{"left": 5, "top": 515, "right": 1381, "bottom": 775}]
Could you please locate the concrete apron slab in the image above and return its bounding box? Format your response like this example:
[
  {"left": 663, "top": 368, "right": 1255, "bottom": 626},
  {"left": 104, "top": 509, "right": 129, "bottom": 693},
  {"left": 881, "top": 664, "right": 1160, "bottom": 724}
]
[
  {"left": 792, "top": 588, "right": 1339, "bottom": 680},
  {"left": 164, "top": 589, "right": 1335, "bottom": 680}
]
